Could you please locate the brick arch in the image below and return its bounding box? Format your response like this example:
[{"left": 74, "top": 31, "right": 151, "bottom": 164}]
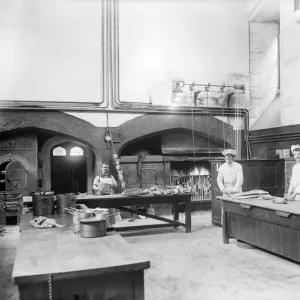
[
  {"left": 0, "top": 110, "right": 105, "bottom": 150},
  {"left": 0, "top": 154, "right": 32, "bottom": 172},
  {"left": 115, "top": 114, "right": 234, "bottom": 154}
]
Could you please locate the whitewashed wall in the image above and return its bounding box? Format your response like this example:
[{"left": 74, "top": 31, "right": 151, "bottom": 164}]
[
  {"left": 280, "top": 0, "right": 300, "bottom": 126},
  {"left": 0, "top": 0, "right": 251, "bottom": 127},
  {"left": 249, "top": 22, "right": 279, "bottom": 129}
]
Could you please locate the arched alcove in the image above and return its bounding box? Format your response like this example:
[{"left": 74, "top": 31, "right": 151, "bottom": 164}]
[{"left": 40, "top": 137, "right": 94, "bottom": 193}]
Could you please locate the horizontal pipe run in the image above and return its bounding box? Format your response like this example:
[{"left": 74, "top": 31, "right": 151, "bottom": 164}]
[{"left": 249, "top": 136, "right": 300, "bottom": 145}]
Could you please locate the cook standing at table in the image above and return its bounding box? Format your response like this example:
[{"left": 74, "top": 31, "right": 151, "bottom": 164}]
[
  {"left": 93, "top": 162, "right": 118, "bottom": 194},
  {"left": 285, "top": 144, "right": 300, "bottom": 201},
  {"left": 217, "top": 149, "right": 244, "bottom": 196},
  {"left": 93, "top": 162, "right": 118, "bottom": 225}
]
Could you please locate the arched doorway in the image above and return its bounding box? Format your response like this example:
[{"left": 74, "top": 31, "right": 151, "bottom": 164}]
[{"left": 51, "top": 142, "right": 87, "bottom": 194}]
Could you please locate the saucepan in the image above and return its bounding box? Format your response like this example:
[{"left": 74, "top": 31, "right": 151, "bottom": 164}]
[{"left": 78, "top": 213, "right": 116, "bottom": 238}]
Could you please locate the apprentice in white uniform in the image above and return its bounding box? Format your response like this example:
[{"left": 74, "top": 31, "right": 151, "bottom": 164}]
[
  {"left": 217, "top": 149, "right": 244, "bottom": 196},
  {"left": 286, "top": 144, "right": 300, "bottom": 201},
  {"left": 93, "top": 162, "right": 118, "bottom": 194}
]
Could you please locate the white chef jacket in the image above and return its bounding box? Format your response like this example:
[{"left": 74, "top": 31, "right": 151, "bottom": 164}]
[
  {"left": 217, "top": 161, "right": 243, "bottom": 195},
  {"left": 288, "top": 162, "right": 300, "bottom": 200}
]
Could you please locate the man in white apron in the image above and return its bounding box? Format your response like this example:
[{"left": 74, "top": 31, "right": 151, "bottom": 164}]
[
  {"left": 93, "top": 162, "right": 118, "bottom": 194},
  {"left": 285, "top": 144, "right": 300, "bottom": 201},
  {"left": 93, "top": 162, "right": 118, "bottom": 224},
  {"left": 217, "top": 149, "right": 243, "bottom": 225}
]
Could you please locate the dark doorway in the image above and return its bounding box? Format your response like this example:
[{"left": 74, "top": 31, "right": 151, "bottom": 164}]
[{"left": 51, "top": 142, "right": 87, "bottom": 194}]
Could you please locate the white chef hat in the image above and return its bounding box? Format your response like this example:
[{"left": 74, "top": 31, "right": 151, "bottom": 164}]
[
  {"left": 222, "top": 149, "right": 236, "bottom": 156},
  {"left": 291, "top": 144, "right": 300, "bottom": 153}
]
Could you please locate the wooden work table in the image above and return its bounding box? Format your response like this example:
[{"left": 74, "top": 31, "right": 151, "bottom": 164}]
[
  {"left": 13, "top": 215, "right": 150, "bottom": 300},
  {"left": 76, "top": 193, "right": 192, "bottom": 233},
  {"left": 219, "top": 196, "right": 300, "bottom": 263}
]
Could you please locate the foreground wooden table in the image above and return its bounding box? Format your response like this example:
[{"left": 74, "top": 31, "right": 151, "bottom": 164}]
[
  {"left": 12, "top": 225, "right": 150, "bottom": 300},
  {"left": 220, "top": 196, "right": 300, "bottom": 263},
  {"left": 76, "top": 193, "right": 192, "bottom": 233}
]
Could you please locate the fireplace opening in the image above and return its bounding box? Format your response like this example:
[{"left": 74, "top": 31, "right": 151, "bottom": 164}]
[{"left": 170, "top": 161, "right": 211, "bottom": 201}]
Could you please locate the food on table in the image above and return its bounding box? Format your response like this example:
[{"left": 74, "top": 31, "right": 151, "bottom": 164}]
[
  {"left": 121, "top": 185, "right": 193, "bottom": 197},
  {"left": 272, "top": 197, "right": 288, "bottom": 204}
]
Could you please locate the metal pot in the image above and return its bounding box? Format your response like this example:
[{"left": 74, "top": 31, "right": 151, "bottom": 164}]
[
  {"left": 32, "top": 192, "right": 54, "bottom": 216},
  {"left": 79, "top": 217, "right": 107, "bottom": 238}
]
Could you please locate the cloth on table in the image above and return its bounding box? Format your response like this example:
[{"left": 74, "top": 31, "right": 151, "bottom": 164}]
[{"left": 30, "top": 216, "right": 64, "bottom": 228}]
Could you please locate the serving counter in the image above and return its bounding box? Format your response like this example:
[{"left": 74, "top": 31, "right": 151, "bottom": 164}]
[
  {"left": 220, "top": 196, "right": 300, "bottom": 263},
  {"left": 76, "top": 193, "right": 192, "bottom": 233},
  {"left": 13, "top": 216, "right": 150, "bottom": 300}
]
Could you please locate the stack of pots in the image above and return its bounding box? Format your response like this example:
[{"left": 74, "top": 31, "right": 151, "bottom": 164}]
[{"left": 78, "top": 209, "right": 111, "bottom": 238}]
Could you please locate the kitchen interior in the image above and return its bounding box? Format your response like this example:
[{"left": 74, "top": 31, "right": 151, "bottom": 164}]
[{"left": 2, "top": 0, "right": 300, "bottom": 299}]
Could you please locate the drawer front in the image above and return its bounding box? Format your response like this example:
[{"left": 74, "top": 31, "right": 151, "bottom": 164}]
[
  {"left": 223, "top": 201, "right": 300, "bottom": 231},
  {"left": 227, "top": 212, "right": 300, "bottom": 262}
]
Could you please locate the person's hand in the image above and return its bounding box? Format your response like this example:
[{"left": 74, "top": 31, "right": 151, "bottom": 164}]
[
  {"left": 224, "top": 188, "right": 233, "bottom": 196},
  {"left": 287, "top": 192, "right": 297, "bottom": 201}
]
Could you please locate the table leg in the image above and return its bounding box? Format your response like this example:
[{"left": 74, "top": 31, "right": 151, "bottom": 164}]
[
  {"left": 185, "top": 199, "right": 191, "bottom": 233},
  {"left": 173, "top": 203, "right": 179, "bottom": 228},
  {"left": 222, "top": 209, "right": 229, "bottom": 244}
]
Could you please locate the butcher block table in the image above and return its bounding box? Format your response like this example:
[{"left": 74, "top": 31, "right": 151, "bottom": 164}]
[
  {"left": 76, "top": 193, "right": 192, "bottom": 233},
  {"left": 12, "top": 226, "right": 150, "bottom": 300},
  {"left": 219, "top": 196, "right": 300, "bottom": 263}
]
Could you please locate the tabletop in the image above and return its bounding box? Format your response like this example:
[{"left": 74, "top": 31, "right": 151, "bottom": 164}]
[
  {"left": 76, "top": 193, "right": 192, "bottom": 208},
  {"left": 12, "top": 228, "right": 150, "bottom": 285},
  {"left": 218, "top": 196, "right": 300, "bottom": 215}
]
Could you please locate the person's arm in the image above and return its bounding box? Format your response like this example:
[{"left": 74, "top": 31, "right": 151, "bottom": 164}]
[
  {"left": 92, "top": 176, "right": 100, "bottom": 189},
  {"left": 287, "top": 166, "right": 296, "bottom": 195},
  {"left": 233, "top": 164, "right": 243, "bottom": 193},
  {"left": 217, "top": 165, "right": 225, "bottom": 193}
]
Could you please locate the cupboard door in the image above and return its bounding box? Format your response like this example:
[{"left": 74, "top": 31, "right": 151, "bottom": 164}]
[
  {"left": 122, "top": 164, "right": 140, "bottom": 189},
  {"left": 141, "top": 164, "right": 165, "bottom": 188}
]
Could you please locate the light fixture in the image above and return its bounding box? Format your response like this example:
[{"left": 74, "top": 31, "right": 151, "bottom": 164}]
[{"left": 104, "top": 129, "right": 112, "bottom": 143}]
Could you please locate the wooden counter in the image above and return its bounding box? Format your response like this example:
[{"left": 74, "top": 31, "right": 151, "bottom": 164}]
[
  {"left": 12, "top": 227, "right": 150, "bottom": 300},
  {"left": 76, "top": 193, "right": 192, "bottom": 233},
  {"left": 220, "top": 196, "right": 300, "bottom": 263}
]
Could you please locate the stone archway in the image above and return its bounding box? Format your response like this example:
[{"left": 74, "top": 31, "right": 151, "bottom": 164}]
[{"left": 40, "top": 137, "right": 95, "bottom": 193}]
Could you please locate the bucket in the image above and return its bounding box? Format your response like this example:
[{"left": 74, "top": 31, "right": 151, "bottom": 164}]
[
  {"left": 32, "top": 192, "right": 54, "bottom": 216},
  {"left": 57, "top": 193, "right": 76, "bottom": 214}
]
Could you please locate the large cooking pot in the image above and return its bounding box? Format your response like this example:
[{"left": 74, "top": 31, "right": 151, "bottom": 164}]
[
  {"left": 79, "top": 217, "right": 107, "bottom": 238},
  {"left": 32, "top": 192, "right": 54, "bottom": 216},
  {"left": 56, "top": 193, "right": 76, "bottom": 214},
  {"left": 93, "top": 208, "right": 110, "bottom": 227},
  {"left": 71, "top": 210, "right": 94, "bottom": 234}
]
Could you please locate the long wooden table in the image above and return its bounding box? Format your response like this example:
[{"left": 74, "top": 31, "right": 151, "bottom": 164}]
[
  {"left": 76, "top": 193, "right": 192, "bottom": 233},
  {"left": 13, "top": 219, "right": 150, "bottom": 300},
  {"left": 220, "top": 196, "right": 300, "bottom": 263}
]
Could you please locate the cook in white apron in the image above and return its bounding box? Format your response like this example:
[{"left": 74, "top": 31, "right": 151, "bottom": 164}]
[
  {"left": 286, "top": 145, "right": 300, "bottom": 201},
  {"left": 217, "top": 149, "right": 244, "bottom": 225},
  {"left": 92, "top": 162, "right": 118, "bottom": 224}
]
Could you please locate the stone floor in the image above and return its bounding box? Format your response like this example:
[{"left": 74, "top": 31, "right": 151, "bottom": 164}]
[{"left": 1, "top": 211, "right": 300, "bottom": 300}]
